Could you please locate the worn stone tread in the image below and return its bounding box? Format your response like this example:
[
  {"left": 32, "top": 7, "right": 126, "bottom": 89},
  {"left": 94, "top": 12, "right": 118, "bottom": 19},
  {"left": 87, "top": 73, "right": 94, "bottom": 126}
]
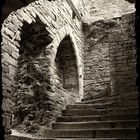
[
  {"left": 56, "top": 113, "right": 138, "bottom": 122},
  {"left": 82, "top": 92, "right": 138, "bottom": 101},
  {"left": 79, "top": 94, "right": 138, "bottom": 104},
  {"left": 44, "top": 139, "right": 137, "bottom": 140},
  {"left": 52, "top": 120, "right": 138, "bottom": 129},
  {"left": 8, "top": 135, "right": 138, "bottom": 140},
  {"left": 44, "top": 128, "right": 137, "bottom": 138},
  {"left": 67, "top": 100, "right": 138, "bottom": 109},
  {"left": 82, "top": 91, "right": 110, "bottom": 101},
  {"left": 62, "top": 107, "right": 138, "bottom": 116}
]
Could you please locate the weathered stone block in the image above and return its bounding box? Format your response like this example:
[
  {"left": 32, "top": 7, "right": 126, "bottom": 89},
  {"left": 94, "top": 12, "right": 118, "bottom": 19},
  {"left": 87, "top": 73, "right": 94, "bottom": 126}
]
[
  {"left": 2, "top": 52, "right": 18, "bottom": 67},
  {"left": 2, "top": 97, "right": 14, "bottom": 113},
  {"left": 2, "top": 64, "right": 9, "bottom": 73},
  {"left": 2, "top": 114, "right": 12, "bottom": 134},
  {"left": 2, "top": 77, "right": 12, "bottom": 87},
  {"left": 122, "top": 13, "right": 135, "bottom": 23},
  {"left": 2, "top": 27, "right": 15, "bottom": 39}
]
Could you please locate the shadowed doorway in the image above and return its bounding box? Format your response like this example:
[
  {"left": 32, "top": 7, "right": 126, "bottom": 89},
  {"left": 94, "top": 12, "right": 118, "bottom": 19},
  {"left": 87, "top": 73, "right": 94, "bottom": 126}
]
[{"left": 54, "top": 36, "right": 79, "bottom": 95}]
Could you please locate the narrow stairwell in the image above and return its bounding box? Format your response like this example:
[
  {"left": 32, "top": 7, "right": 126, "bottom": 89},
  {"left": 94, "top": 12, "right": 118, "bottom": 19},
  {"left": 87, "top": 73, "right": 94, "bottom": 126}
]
[{"left": 43, "top": 92, "right": 138, "bottom": 140}]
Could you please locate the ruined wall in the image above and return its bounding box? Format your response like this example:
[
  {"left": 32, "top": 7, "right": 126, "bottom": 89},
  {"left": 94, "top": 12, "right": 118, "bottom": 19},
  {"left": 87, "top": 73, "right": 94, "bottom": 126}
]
[
  {"left": 1, "top": 0, "right": 84, "bottom": 135},
  {"left": 83, "top": 19, "right": 111, "bottom": 98},
  {"left": 83, "top": 12, "right": 136, "bottom": 97},
  {"left": 109, "top": 13, "right": 137, "bottom": 95},
  {"left": 86, "top": 0, "right": 135, "bottom": 22}
]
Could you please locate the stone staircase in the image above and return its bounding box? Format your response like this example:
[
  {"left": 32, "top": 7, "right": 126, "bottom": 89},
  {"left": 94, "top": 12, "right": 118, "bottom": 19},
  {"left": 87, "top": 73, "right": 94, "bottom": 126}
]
[{"left": 43, "top": 92, "right": 138, "bottom": 139}]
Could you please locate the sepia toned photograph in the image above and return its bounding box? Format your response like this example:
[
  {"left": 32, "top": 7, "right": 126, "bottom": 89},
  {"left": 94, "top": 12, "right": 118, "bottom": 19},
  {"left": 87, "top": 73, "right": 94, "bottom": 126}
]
[{"left": 1, "top": 0, "right": 139, "bottom": 139}]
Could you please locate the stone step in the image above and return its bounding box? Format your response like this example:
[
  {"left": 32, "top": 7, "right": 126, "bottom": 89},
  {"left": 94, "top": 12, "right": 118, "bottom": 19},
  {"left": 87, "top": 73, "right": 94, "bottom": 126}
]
[
  {"left": 46, "top": 138, "right": 137, "bottom": 140},
  {"left": 62, "top": 107, "right": 138, "bottom": 116},
  {"left": 52, "top": 120, "right": 138, "bottom": 129},
  {"left": 56, "top": 113, "right": 138, "bottom": 122},
  {"left": 44, "top": 128, "right": 137, "bottom": 138},
  {"left": 82, "top": 92, "right": 138, "bottom": 102},
  {"left": 67, "top": 100, "right": 138, "bottom": 110},
  {"left": 82, "top": 91, "right": 110, "bottom": 101},
  {"left": 79, "top": 94, "right": 138, "bottom": 104},
  {"left": 7, "top": 135, "right": 138, "bottom": 140}
]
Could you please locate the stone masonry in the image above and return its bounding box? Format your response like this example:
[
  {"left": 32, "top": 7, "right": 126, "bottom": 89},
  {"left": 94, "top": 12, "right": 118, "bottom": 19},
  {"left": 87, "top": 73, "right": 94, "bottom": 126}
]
[
  {"left": 83, "top": 20, "right": 111, "bottom": 98},
  {"left": 1, "top": 0, "right": 84, "bottom": 135},
  {"left": 109, "top": 13, "right": 137, "bottom": 95},
  {"left": 83, "top": 12, "right": 137, "bottom": 97},
  {"left": 1, "top": 0, "right": 137, "bottom": 138}
]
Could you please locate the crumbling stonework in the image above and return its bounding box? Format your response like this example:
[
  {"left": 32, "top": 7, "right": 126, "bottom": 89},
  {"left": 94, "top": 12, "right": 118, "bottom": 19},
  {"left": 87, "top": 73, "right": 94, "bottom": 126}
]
[
  {"left": 108, "top": 13, "right": 137, "bottom": 94},
  {"left": 2, "top": 0, "right": 84, "bottom": 135},
  {"left": 83, "top": 21, "right": 111, "bottom": 97},
  {"left": 83, "top": 12, "right": 136, "bottom": 97},
  {"left": 86, "top": 0, "right": 135, "bottom": 22},
  {"left": 1, "top": 0, "right": 137, "bottom": 138}
]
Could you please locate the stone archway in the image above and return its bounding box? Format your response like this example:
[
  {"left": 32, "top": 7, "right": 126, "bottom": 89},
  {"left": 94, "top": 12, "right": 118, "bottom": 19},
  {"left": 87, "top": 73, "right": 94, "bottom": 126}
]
[
  {"left": 45, "top": 25, "right": 84, "bottom": 100},
  {"left": 2, "top": 11, "right": 83, "bottom": 136},
  {"left": 2, "top": 20, "right": 83, "bottom": 135},
  {"left": 54, "top": 35, "right": 79, "bottom": 95}
]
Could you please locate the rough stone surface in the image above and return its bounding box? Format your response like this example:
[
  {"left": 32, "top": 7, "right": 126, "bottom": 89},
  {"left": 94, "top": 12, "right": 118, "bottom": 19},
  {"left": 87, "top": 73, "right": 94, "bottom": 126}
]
[
  {"left": 83, "top": 20, "right": 111, "bottom": 97},
  {"left": 83, "top": 12, "right": 136, "bottom": 97},
  {"left": 1, "top": 0, "right": 84, "bottom": 135},
  {"left": 85, "top": 0, "right": 135, "bottom": 23},
  {"left": 1, "top": 0, "right": 136, "bottom": 138},
  {"left": 109, "top": 13, "right": 137, "bottom": 95}
]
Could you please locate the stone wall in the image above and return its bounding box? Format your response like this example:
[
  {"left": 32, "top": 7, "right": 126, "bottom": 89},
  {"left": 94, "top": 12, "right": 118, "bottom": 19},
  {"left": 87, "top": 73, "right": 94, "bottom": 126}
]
[
  {"left": 109, "top": 13, "right": 137, "bottom": 95},
  {"left": 86, "top": 0, "right": 135, "bottom": 23},
  {"left": 1, "top": 0, "right": 84, "bottom": 135},
  {"left": 1, "top": 0, "right": 137, "bottom": 137},
  {"left": 83, "top": 12, "right": 136, "bottom": 97},
  {"left": 83, "top": 19, "right": 111, "bottom": 98}
]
